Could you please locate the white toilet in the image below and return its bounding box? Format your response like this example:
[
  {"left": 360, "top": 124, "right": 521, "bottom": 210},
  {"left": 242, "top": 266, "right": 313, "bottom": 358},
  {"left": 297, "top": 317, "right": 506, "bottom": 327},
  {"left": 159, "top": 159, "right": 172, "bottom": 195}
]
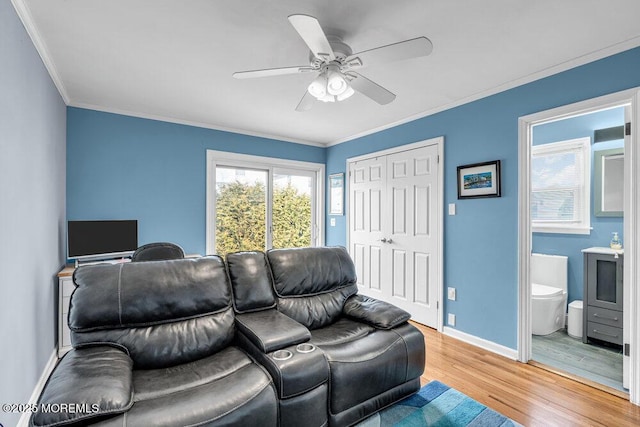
[{"left": 531, "top": 253, "right": 568, "bottom": 336}]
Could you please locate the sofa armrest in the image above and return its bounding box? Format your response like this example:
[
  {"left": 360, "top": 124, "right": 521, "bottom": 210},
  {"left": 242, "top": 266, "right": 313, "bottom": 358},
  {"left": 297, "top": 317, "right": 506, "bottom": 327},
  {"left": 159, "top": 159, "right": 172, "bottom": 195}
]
[
  {"left": 236, "top": 310, "right": 311, "bottom": 353},
  {"left": 343, "top": 294, "right": 411, "bottom": 329},
  {"left": 31, "top": 345, "right": 133, "bottom": 427}
]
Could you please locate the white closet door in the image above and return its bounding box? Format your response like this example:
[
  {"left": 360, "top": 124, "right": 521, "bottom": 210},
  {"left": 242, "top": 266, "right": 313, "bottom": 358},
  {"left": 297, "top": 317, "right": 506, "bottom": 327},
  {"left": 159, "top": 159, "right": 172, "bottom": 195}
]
[{"left": 349, "top": 143, "right": 440, "bottom": 328}]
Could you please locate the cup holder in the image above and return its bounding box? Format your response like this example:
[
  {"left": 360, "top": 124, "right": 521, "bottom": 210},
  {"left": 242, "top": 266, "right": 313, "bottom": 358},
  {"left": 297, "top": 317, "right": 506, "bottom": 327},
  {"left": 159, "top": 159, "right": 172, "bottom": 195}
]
[
  {"left": 296, "top": 343, "right": 316, "bottom": 354},
  {"left": 272, "top": 350, "right": 293, "bottom": 361}
]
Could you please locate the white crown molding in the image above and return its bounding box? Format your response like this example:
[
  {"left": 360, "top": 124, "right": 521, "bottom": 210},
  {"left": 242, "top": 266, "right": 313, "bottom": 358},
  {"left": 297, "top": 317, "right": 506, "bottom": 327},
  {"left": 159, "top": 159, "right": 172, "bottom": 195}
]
[
  {"left": 11, "top": 0, "right": 640, "bottom": 149},
  {"left": 69, "top": 101, "right": 327, "bottom": 148},
  {"left": 327, "top": 35, "right": 640, "bottom": 147},
  {"left": 11, "top": 0, "right": 70, "bottom": 105},
  {"left": 75, "top": 34, "right": 640, "bottom": 149}
]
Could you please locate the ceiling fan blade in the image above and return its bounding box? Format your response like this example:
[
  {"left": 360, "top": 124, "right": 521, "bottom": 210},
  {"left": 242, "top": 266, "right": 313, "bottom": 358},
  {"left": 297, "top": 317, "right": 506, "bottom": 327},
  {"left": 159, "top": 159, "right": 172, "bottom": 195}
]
[
  {"left": 295, "top": 90, "right": 315, "bottom": 112},
  {"left": 288, "top": 14, "right": 335, "bottom": 61},
  {"left": 349, "top": 72, "right": 396, "bottom": 105},
  {"left": 233, "top": 66, "right": 314, "bottom": 79},
  {"left": 347, "top": 37, "right": 433, "bottom": 68}
]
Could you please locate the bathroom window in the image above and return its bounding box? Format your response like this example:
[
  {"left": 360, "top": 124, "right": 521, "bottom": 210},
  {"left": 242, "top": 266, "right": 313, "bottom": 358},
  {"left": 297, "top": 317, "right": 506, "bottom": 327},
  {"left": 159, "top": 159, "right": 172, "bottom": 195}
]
[{"left": 531, "top": 137, "right": 591, "bottom": 234}]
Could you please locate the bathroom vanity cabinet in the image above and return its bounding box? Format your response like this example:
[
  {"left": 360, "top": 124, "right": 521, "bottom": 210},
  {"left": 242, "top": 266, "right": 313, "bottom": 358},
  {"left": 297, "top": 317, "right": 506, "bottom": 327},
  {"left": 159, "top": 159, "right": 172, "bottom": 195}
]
[{"left": 582, "top": 247, "right": 623, "bottom": 346}]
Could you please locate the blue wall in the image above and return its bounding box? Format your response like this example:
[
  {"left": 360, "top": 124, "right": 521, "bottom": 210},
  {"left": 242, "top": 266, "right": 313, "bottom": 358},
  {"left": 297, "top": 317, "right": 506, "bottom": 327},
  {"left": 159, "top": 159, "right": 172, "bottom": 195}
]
[
  {"left": 66, "top": 47, "right": 640, "bottom": 351},
  {"left": 0, "top": 3, "right": 67, "bottom": 426},
  {"left": 325, "top": 47, "right": 640, "bottom": 349},
  {"left": 67, "top": 108, "right": 325, "bottom": 256},
  {"left": 532, "top": 108, "right": 624, "bottom": 304}
]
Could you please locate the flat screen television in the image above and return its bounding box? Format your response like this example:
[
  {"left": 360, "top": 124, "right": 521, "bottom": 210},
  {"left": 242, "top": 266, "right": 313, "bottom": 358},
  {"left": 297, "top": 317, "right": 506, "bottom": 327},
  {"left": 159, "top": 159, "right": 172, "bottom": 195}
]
[{"left": 67, "top": 220, "right": 138, "bottom": 261}]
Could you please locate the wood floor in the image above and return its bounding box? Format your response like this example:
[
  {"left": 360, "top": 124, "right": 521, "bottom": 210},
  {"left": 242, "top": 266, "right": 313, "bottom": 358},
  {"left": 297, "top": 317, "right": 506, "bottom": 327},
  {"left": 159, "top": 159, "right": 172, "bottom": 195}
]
[{"left": 413, "top": 322, "right": 640, "bottom": 426}]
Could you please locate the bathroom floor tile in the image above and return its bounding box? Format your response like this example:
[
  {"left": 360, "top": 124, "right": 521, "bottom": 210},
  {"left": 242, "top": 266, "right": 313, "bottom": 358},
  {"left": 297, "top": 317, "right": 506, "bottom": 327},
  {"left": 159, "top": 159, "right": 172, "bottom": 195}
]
[{"left": 532, "top": 329, "right": 623, "bottom": 391}]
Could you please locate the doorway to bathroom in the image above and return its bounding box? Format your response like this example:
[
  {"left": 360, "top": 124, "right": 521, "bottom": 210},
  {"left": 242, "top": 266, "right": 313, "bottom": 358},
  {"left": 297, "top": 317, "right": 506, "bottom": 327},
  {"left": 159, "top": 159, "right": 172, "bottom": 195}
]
[{"left": 517, "top": 88, "right": 640, "bottom": 405}]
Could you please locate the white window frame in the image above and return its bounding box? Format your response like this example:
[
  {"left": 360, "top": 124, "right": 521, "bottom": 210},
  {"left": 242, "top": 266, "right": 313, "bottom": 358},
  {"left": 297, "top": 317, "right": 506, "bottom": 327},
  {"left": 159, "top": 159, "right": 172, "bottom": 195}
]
[
  {"left": 531, "top": 137, "right": 591, "bottom": 235},
  {"left": 206, "top": 150, "right": 325, "bottom": 255}
]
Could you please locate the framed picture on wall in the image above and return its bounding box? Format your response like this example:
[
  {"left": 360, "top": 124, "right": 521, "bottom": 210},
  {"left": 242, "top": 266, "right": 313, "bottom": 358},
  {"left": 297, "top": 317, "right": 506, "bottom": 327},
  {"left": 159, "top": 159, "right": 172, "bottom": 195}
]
[
  {"left": 329, "top": 173, "right": 344, "bottom": 215},
  {"left": 457, "top": 160, "right": 501, "bottom": 199}
]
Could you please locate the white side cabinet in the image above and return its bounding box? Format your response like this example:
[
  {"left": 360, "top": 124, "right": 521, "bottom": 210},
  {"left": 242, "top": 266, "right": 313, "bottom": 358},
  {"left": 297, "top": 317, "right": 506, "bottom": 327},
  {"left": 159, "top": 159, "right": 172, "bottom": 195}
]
[{"left": 58, "top": 266, "right": 75, "bottom": 357}]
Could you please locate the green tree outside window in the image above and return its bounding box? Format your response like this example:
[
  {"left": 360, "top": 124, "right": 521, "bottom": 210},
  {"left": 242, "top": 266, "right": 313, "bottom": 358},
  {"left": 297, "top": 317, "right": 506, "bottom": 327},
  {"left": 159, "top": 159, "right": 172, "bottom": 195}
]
[{"left": 216, "top": 181, "right": 311, "bottom": 255}]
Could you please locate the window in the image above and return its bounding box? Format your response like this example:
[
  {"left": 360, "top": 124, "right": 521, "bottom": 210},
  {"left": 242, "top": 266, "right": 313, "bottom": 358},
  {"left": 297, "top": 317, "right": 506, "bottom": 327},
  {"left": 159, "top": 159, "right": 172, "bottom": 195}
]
[
  {"left": 206, "top": 151, "right": 324, "bottom": 255},
  {"left": 531, "top": 137, "right": 591, "bottom": 234}
]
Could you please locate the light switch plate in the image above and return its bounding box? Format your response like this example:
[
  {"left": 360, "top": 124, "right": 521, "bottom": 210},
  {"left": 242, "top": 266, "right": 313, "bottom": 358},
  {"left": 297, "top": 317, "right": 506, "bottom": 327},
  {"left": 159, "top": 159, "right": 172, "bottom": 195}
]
[
  {"left": 448, "top": 203, "right": 456, "bottom": 215},
  {"left": 447, "top": 287, "right": 456, "bottom": 301},
  {"left": 330, "top": 218, "right": 336, "bottom": 226}
]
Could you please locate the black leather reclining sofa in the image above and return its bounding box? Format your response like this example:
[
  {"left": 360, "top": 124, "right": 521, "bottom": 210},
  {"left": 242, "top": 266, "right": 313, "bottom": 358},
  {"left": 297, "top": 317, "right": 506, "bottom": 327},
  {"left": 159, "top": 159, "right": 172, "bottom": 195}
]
[{"left": 32, "top": 247, "right": 425, "bottom": 427}]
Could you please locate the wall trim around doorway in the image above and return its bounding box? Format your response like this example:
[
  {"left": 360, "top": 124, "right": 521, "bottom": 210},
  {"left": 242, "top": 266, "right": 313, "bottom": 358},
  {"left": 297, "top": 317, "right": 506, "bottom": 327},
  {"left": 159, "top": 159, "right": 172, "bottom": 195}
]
[{"left": 517, "top": 87, "right": 640, "bottom": 406}]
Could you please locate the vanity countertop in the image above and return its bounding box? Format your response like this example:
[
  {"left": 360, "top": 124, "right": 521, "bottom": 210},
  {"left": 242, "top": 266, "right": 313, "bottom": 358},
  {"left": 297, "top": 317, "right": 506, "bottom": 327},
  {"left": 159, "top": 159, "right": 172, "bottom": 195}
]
[{"left": 581, "top": 246, "right": 624, "bottom": 255}]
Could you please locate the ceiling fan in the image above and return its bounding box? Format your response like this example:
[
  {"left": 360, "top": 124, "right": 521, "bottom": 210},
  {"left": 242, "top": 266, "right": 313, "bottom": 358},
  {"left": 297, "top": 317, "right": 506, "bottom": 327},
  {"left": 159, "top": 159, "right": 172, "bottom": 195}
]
[{"left": 232, "top": 14, "right": 433, "bottom": 112}]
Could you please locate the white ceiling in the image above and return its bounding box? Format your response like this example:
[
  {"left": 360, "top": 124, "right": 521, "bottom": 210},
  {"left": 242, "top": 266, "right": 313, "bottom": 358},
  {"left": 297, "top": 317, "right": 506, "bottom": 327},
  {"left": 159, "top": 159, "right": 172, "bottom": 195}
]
[{"left": 16, "top": 0, "right": 640, "bottom": 146}]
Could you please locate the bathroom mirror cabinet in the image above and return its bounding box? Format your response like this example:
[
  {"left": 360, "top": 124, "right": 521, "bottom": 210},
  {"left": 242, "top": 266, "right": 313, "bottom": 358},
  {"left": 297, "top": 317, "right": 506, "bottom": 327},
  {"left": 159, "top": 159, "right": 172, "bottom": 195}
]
[{"left": 594, "top": 148, "right": 624, "bottom": 217}]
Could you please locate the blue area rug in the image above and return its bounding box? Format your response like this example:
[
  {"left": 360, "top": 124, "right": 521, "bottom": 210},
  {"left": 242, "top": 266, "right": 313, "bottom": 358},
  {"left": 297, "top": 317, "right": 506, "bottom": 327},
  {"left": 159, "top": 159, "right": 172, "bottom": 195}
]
[{"left": 356, "top": 381, "right": 520, "bottom": 427}]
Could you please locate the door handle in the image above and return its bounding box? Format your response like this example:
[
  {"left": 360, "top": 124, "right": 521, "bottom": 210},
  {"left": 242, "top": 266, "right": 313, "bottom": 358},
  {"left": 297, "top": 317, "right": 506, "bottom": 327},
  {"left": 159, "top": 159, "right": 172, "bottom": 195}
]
[
  {"left": 379, "top": 238, "right": 387, "bottom": 243},
  {"left": 386, "top": 239, "right": 393, "bottom": 244}
]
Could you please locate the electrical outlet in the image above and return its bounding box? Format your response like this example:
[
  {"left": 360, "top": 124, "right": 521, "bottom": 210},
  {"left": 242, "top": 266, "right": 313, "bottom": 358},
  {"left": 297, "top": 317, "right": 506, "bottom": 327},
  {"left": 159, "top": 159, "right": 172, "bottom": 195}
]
[
  {"left": 448, "top": 313, "right": 456, "bottom": 326},
  {"left": 447, "top": 287, "right": 456, "bottom": 301},
  {"left": 330, "top": 218, "right": 336, "bottom": 227}
]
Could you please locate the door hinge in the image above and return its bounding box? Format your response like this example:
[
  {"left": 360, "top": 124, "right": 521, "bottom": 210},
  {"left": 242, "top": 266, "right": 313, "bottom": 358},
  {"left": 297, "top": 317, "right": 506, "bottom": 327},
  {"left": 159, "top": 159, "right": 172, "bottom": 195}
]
[
  {"left": 437, "top": 155, "right": 440, "bottom": 164},
  {"left": 624, "top": 343, "right": 630, "bottom": 356},
  {"left": 625, "top": 122, "right": 631, "bottom": 136},
  {"left": 436, "top": 301, "right": 439, "bottom": 310}
]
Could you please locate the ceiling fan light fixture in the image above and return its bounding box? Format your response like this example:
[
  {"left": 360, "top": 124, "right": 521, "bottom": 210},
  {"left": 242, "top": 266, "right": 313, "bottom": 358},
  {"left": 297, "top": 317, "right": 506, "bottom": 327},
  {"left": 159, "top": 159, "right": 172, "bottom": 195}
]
[
  {"left": 308, "top": 64, "right": 353, "bottom": 102},
  {"left": 318, "top": 93, "right": 336, "bottom": 103},
  {"left": 336, "top": 85, "right": 355, "bottom": 101},
  {"left": 326, "top": 66, "right": 348, "bottom": 96},
  {"left": 307, "top": 72, "right": 328, "bottom": 98}
]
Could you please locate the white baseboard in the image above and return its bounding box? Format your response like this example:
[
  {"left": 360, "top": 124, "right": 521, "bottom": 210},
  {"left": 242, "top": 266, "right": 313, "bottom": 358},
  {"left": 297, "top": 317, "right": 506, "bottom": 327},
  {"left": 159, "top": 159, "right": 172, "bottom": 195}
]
[
  {"left": 17, "top": 349, "right": 58, "bottom": 427},
  {"left": 443, "top": 326, "right": 518, "bottom": 360}
]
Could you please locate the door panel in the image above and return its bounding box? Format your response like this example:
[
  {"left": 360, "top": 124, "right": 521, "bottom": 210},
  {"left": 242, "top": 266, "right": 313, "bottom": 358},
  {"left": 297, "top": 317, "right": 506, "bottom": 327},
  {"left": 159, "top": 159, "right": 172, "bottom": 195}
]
[
  {"left": 349, "top": 157, "right": 386, "bottom": 296},
  {"left": 392, "top": 160, "right": 407, "bottom": 178},
  {"left": 370, "top": 246, "right": 382, "bottom": 290},
  {"left": 415, "top": 157, "right": 431, "bottom": 176},
  {"left": 370, "top": 164, "right": 383, "bottom": 181},
  {"left": 354, "top": 191, "right": 365, "bottom": 231},
  {"left": 392, "top": 249, "right": 407, "bottom": 298},
  {"left": 353, "top": 243, "right": 365, "bottom": 287},
  {"left": 393, "top": 187, "right": 407, "bottom": 234},
  {"left": 370, "top": 189, "right": 382, "bottom": 232},
  {"left": 414, "top": 186, "right": 430, "bottom": 236},
  {"left": 414, "top": 252, "right": 430, "bottom": 305}
]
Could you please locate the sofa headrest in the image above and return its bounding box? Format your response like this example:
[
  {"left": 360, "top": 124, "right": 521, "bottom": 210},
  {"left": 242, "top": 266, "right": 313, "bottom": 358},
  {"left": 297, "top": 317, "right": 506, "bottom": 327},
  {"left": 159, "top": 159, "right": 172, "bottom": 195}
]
[
  {"left": 70, "top": 256, "right": 231, "bottom": 331},
  {"left": 266, "top": 247, "right": 358, "bottom": 329},
  {"left": 226, "top": 251, "right": 276, "bottom": 313},
  {"left": 267, "top": 247, "right": 356, "bottom": 296}
]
